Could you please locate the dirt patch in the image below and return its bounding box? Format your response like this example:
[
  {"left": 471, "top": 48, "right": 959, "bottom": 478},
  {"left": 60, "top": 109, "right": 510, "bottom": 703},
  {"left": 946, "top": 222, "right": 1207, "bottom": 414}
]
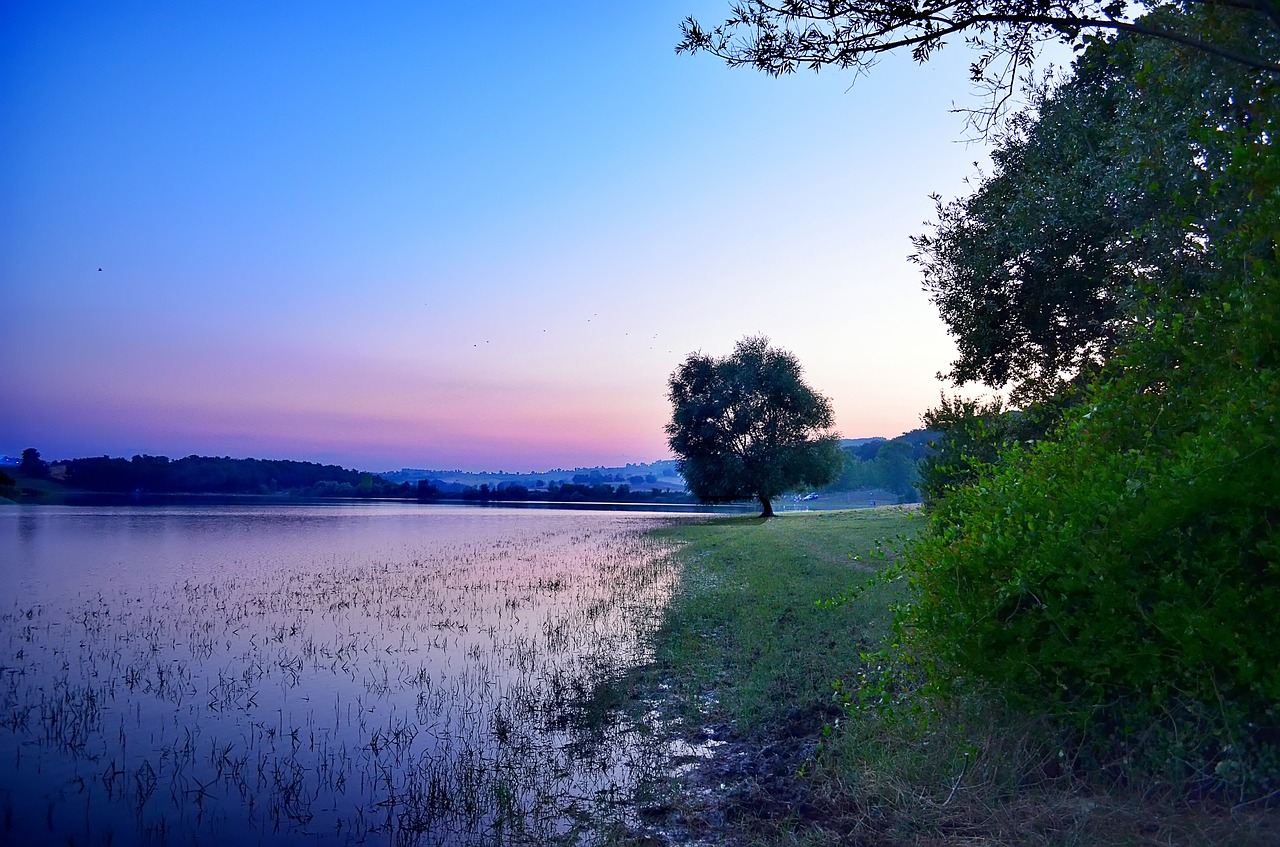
[{"left": 622, "top": 702, "right": 849, "bottom": 846}]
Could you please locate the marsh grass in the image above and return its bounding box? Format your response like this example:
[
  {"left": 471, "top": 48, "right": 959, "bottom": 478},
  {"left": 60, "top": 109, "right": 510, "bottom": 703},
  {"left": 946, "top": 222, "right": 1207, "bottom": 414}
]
[
  {"left": 631, "top": 508, "right": 1280, "bottom": 847},
  {"left": 0, "top": 507, "right": 694, "bottom": 846}
]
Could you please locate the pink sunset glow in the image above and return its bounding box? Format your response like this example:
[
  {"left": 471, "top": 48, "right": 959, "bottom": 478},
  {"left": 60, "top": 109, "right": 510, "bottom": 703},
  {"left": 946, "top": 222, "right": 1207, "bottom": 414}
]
[{"left": 2, "top": 2, "right": 993, "bottom": 472}]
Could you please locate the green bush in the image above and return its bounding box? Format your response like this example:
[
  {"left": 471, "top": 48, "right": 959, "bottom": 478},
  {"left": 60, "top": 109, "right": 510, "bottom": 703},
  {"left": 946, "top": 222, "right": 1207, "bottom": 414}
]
[
  {"left": 904, "top": 251, "right": 1279, "bottom": 795},
  {"left": 916, "top": 393, "right": 1072, "bottom": 504}
]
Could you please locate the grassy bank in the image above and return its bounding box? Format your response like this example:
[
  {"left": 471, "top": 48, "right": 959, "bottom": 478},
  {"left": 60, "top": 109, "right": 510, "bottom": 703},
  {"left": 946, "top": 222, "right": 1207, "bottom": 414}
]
[
  {"left": 628, "top": 509, "right": 1277, "bottom": 846},
  {"left": 647, "top": 509, "right": 915, "bottom": 737}
]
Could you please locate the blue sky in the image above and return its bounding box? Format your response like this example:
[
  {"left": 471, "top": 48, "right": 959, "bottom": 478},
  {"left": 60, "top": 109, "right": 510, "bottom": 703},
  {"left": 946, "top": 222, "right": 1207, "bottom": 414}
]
[{"left": 3, "top": 1, "right": 1007, "bottom": 471}]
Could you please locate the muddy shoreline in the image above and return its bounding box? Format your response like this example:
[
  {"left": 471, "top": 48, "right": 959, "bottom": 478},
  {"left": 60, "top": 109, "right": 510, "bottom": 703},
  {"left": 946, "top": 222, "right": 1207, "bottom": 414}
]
[{"left": 620, "top": 691, "right": 844, "bottom": 846}]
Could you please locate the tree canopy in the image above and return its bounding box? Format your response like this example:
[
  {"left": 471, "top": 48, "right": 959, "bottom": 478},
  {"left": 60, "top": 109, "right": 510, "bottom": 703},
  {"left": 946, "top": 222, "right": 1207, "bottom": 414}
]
[
  {"left": 19, "top": 447, "right": 49, "bottom": 479},
  {"left": 667, "top": 336, "right": 843, "bottom": 517},
  {"left": 910, "top": 19, "right": 1275, "bottom": 398}
]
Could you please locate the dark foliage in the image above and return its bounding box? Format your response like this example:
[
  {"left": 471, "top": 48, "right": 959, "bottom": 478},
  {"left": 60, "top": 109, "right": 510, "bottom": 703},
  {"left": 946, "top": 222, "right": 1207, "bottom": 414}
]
[
  {"left": 667, "top": 336, "right": 843, "bottom": 517},
  {"left": 915, "top": 394, "right": 1075, "bottom": 502},
  {"left": 57, "top": 454, "right": 412, "bottom": 498},
  {"left": 19, "top": 448, "right": 48, "bottom": 479},
  {"left": 826, "top": 431, "right": 936, "bottom": 500},
  {"left": 911, "top": 17, "right": 1275, "bottom": 399}
]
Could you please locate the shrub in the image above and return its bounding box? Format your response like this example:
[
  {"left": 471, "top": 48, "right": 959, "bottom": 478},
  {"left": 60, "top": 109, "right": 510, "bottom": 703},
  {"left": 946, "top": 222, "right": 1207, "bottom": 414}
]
[{"left": 904, "top": 249, "right": 1280, "bottom": 796}]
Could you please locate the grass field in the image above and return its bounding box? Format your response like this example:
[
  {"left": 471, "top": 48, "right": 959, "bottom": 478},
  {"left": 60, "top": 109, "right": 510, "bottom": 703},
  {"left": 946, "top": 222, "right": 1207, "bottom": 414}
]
[
  {"left": 627, "top": 509, "right": 1279, "bottom": 847},
  {"left": 648, "top": 509, "right": 915, "bottom": 736}
]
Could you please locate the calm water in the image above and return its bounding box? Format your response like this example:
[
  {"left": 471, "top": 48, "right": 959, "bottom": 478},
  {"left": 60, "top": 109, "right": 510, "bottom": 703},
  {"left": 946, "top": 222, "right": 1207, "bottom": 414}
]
[{"left": 0, "top": 504, "right": 696, "bottom": 846}]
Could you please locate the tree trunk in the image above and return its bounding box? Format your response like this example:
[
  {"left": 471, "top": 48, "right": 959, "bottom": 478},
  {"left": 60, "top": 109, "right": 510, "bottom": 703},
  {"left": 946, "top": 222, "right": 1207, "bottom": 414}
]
[{"left": 758, "top": 494, "right": 774, "bottom": 519}]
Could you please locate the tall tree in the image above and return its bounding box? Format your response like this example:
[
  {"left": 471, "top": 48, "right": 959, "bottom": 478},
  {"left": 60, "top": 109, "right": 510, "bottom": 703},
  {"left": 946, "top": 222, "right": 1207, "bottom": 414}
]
[
  {"left": 19, "top": 448, "right": 49, "bottom": 479},
  {"left": 911, "top": 20, "right": 1275, "bottom": 399},
  {"left": 667, "top": 336, "right": 843, "bottom": 517}
]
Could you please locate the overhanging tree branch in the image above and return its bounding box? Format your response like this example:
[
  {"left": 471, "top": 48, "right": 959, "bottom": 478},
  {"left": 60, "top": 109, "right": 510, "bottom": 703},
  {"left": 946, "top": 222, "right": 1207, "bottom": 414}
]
[
  {"left": 682, "top": 10, "right": 1279, "bottom": 72},
  {"left": 679, "top": 0, "right": 1280, "bottom": 121}
]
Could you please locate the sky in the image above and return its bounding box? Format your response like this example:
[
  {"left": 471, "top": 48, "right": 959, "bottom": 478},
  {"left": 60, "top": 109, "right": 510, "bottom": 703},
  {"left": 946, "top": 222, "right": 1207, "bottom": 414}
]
[{"left": 3, "top": 1, "right": 1007, "bottom": 472}]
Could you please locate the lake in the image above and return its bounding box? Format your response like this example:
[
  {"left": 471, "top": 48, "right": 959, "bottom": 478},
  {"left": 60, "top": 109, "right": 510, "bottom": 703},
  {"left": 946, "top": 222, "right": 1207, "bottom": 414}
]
[{"left": 0, "top": 503, "right": 702, "bottom": 846}]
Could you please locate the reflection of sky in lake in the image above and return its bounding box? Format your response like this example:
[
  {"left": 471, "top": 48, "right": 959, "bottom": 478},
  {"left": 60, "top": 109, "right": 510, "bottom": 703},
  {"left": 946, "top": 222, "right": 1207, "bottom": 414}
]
[
  {"left": 5, "top": 504, "right": 569, "bottom": 600},
  {"left": 0, "top": 504, "right": 689, "bottom": 845}
]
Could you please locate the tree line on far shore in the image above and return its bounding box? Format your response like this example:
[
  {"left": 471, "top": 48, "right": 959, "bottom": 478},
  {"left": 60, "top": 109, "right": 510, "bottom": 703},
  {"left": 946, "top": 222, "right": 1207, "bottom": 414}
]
[
  {"left": 6, "top": 439, "right": 937, "bottom": 506},
  {"left": 9, "top": 450, "right": 415, "bottom": 499},
  {"left": 418, "top": 479, "right": 694, "bottom": 505},
  {"left": 3, "top": 449, "right": 701, "bottom": 505}
]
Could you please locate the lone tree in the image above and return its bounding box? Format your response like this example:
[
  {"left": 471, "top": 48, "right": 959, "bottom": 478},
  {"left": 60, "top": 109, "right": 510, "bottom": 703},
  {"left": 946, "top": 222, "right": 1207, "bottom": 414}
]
[
  {"left": 667, "top": 336, "right": 843, "bottom": 518},
  {"left": 20, "top": 448, "right": 49, "bottom": 479}
]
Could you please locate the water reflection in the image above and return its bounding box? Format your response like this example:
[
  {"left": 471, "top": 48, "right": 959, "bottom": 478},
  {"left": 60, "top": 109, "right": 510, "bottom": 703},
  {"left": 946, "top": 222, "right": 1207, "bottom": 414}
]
[
  {"left": 0, "top": 504, "right": 693, "bottom": 845},
  {"left": 15, "top": 509, "right": 37, "bottom": 545}
]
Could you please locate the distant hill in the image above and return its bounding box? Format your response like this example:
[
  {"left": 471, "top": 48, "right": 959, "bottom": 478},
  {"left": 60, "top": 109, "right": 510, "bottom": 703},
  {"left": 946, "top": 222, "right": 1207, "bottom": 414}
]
[
  {"left": 381, "top": 434, "right": 929, "bottom": 493},
  {"left": 379, "top": 460, "right": 688, "bottom": 492},
  {"left": 839, "top": 437, "right": 887, "bottom": 449}
]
